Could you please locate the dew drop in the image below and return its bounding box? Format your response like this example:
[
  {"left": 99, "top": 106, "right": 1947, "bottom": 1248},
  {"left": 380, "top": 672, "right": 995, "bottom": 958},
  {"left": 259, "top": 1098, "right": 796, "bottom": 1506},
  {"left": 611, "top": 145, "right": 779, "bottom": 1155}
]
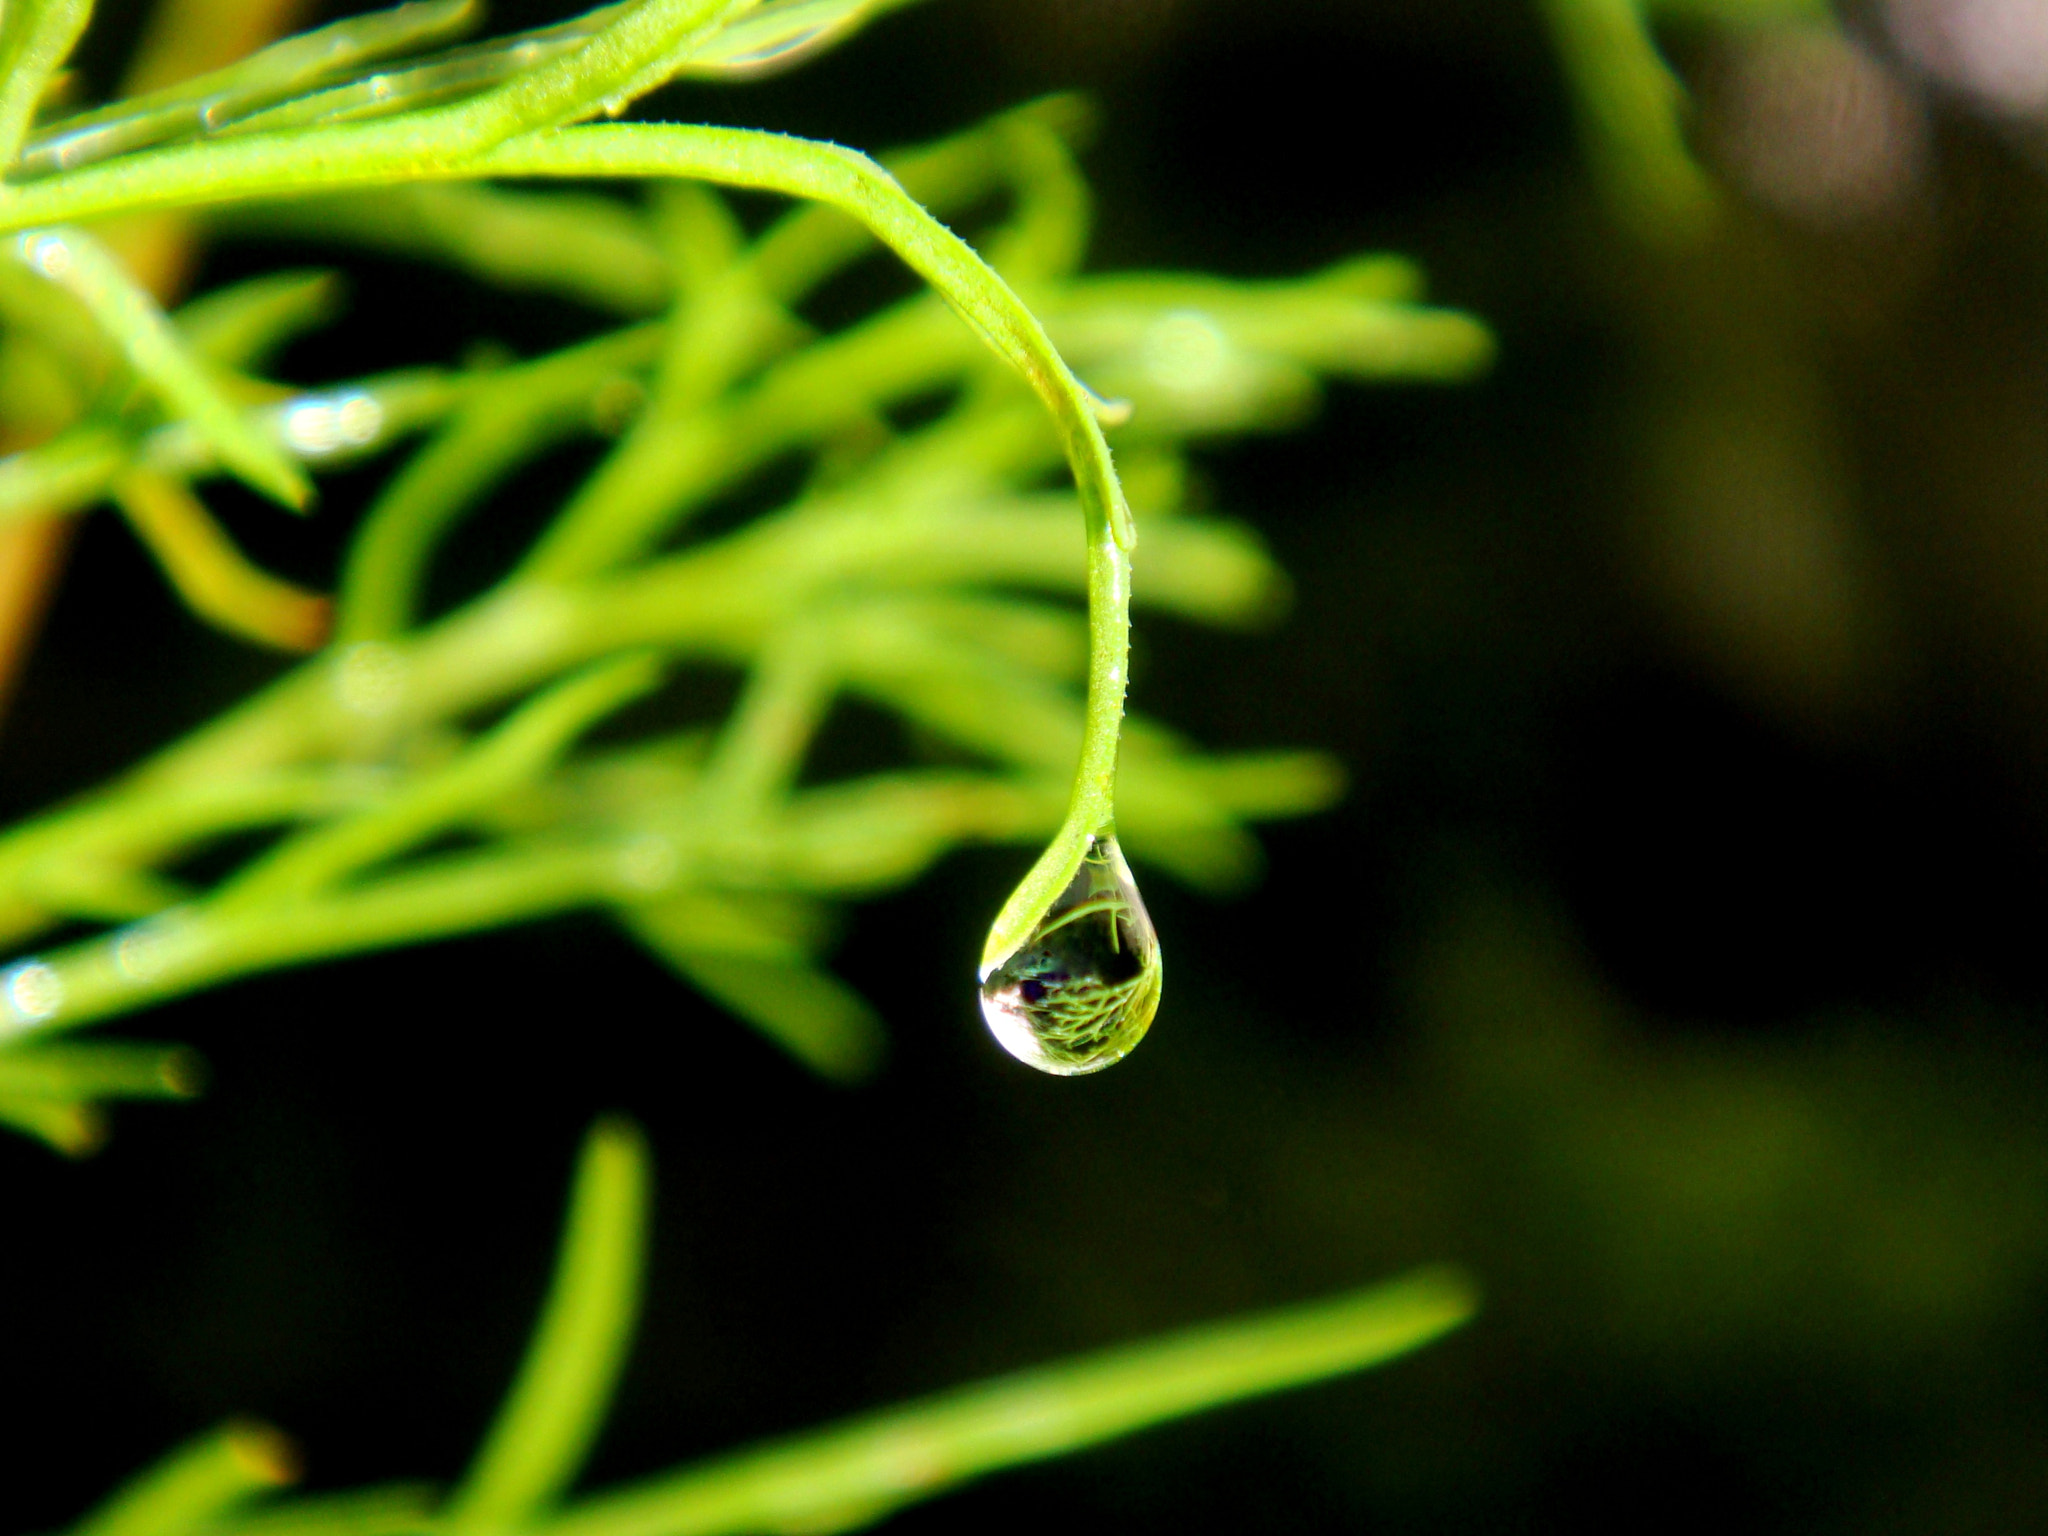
[
  {"left": 979, "top": 833, "right": 1162, "bottom": 1076},
  {"left": 282, "top": 389, "right": 385, "bottom": 457},
  {"left": 3, "top": 959, "right": 64, "bottom": 1029}
]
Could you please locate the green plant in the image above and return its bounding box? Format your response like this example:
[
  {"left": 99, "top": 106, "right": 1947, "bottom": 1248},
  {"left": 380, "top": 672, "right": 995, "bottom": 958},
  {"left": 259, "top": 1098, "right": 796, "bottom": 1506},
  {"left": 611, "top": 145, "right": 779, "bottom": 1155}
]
[
  {"left": 56, "top": 1118, "right": 1475, "bottom": 1536},
  {"left": 0, "top": 0, "right": 1490, "bottom": 1521},
  {"left": 0, "top": 0, "right": 1488, "bottom": 1117}
]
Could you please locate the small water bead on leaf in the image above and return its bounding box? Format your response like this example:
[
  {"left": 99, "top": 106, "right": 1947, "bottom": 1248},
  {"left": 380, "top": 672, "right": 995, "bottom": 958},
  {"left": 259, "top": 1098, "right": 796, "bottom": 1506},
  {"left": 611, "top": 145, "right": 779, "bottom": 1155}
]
[{"left": 979, "top": 834, "right": 1162, "bottom": 1076}]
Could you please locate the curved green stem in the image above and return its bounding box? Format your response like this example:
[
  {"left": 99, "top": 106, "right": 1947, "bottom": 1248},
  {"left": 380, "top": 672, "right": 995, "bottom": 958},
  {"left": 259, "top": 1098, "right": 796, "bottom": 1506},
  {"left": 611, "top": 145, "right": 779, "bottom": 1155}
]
[
  {"left": 0, "top": 106, "right": 1140, "bottom": 987},
  {"left": 449, "top": 1117, "right": 650, "bottom": 1529}
]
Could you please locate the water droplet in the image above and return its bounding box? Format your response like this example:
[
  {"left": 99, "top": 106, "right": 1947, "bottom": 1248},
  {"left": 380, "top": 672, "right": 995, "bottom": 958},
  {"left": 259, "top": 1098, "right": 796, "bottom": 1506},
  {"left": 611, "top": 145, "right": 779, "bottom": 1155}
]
[
  {"left": 3, "top": 959, "right": 64, "bottom": 1028},
  {"left": 980, "top": 833, "right": 1161, "bottom": 1076},
  {"left": 17, "top": 231, "right": 73, "bottom": 278},
  {"left": 282, "top": 389, "right": 385, "bottom": 456}
]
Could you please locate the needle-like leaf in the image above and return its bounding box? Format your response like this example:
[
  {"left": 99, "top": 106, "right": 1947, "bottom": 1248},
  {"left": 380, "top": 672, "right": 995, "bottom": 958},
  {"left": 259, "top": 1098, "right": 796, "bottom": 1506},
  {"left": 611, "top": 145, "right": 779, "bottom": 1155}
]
[{"left": 448, "top": 1118, "right": 652, "bottom": 1529}]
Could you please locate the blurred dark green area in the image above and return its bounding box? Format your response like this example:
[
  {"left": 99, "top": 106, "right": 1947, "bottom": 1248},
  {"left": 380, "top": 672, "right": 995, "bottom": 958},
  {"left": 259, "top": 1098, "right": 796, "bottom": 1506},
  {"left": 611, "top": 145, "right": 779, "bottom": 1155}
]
[{"left": 9, "top": 0, "right": 2048, "bottom": 1531}]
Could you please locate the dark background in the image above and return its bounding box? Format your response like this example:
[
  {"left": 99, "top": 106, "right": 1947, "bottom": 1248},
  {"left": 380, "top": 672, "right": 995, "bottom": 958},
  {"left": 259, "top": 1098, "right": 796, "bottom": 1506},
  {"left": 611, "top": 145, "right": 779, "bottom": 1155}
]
[{"left": 11, "top": 1, "right": 2048, "bottom": 1531}]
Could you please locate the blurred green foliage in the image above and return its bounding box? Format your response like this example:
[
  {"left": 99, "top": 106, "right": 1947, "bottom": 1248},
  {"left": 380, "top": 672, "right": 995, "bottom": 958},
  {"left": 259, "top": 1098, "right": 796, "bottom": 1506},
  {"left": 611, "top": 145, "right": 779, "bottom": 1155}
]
[
  {"left": 50, "top": 1115, "right": 1473, "bottom": 1536},
  {"left": 0, "top": 0, "right": 1488, "bottom": 1138},
  {"left": 0, "top": 0, "right": 1489, "bottom": 1531},
  {"left": 12, "top": 0, "right": 2048, "bottom": 1531}
]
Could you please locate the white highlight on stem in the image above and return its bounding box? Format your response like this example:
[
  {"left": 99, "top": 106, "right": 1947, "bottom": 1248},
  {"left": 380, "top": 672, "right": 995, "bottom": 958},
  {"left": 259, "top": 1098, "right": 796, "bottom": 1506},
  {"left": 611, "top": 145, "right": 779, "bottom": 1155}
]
[
  {"left": 282, "top": 390, "right": 387, "bottom": 456},
  {"left": 336, "top": 640, "right": 409, "bottom": 717},
  {"left": 15, "top": 230, "right": 73, "bottom": 277}
]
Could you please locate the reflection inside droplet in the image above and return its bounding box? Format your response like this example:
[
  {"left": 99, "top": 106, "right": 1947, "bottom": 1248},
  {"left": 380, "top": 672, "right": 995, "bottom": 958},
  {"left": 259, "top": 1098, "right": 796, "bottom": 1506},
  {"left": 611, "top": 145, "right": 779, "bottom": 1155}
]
[{"left": 979, "top": 832, "right": 1162, "bottom": 1076}]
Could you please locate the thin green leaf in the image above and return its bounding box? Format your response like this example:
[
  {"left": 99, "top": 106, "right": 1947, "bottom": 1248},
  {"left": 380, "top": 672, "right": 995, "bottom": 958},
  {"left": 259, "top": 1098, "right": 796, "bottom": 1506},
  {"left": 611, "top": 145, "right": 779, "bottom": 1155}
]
[
  {"left": 219, "top": 186, "right": 671, "bottom": 316},
  {"left": 621, "top": 893, "right": 884, "bottom": 1080},
  {"left": 746, "top": 94, "right": 1097, "bottom": 303},
  {"left": 0, "top": 0, "right": 94, "bottom": 170},
  {"left": 0, "top": 366, "right": 465, "bottom": 529},
  {"left": 3, "top": 774, "right": 1044, "bottom": 1037},
  {"left": 672, "top": 950, "right": 886, "bottom": 1081},
  {"left": 18, "top": 858, "right": 190, "bottom": 922},
  {"left": 980, "top": 109, "right": 1091, "bottom": 284},
  {"left": 175, "top": 270, "right": 343, "bottom": 371},
  {"left": 0, "top": 1092, "right": 101, "bottom": 1154},
  {"left": 448, "top": 1118, "right": 651, "bottom": 1529},
  {"left": 10, "top": 226, "right": 313, "bottom": 508},
  {"left": 0, "top": 1040, "right": 200, "bottom": 1102},
  {"left": 0, "top": 422, "right": 125, "bottom": 526},
  {"left": 71, "top": 1422, "right": 299, "bottom": 1536},
  {"left": 114, "top": 470, "right": 332, "bottom": 652},
  {"left": 15, "top": 0, "right": 481, "bottom": 180},
  {"left": 1538, "top": 0, "right": 1716, "bottom": 241},
  {"left": 214, "top": 652, "right": 664, "bottom": 910},
  {"left": 542, "top": 1267, "right": 1478, "bottom": 1536},
  {"left": 339, "top": 324, "right": 666, "bottom": 643},
  {"left": 188, "top": 1485, "right": 437, "bottom": 1536},
  {"left": 669, "top": 0, "right": 926, "bottom": 79},
  {"left": 696, "top": 621, "right": 836, "bottom": 817}
]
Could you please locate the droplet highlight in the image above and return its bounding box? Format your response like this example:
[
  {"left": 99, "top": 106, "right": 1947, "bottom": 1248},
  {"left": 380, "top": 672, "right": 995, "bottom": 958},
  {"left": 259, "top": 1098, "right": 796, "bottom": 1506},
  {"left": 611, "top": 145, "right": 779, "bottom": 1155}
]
[
  {"left": 281, "top": 389, "right": 385, "bottom": 457},
  {"left": 3, "top": 959, "right": 64, "bottom": 1029},
  {"left": 979, "top": 834, "right": 1162, "bottom": 1076}
]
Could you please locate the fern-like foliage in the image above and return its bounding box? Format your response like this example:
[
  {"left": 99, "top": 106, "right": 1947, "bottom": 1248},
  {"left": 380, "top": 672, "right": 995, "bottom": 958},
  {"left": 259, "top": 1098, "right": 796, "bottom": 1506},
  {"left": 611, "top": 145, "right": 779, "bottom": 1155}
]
[{"left": 0, "top": 0, "right": 1489, "bottom": 1142}]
